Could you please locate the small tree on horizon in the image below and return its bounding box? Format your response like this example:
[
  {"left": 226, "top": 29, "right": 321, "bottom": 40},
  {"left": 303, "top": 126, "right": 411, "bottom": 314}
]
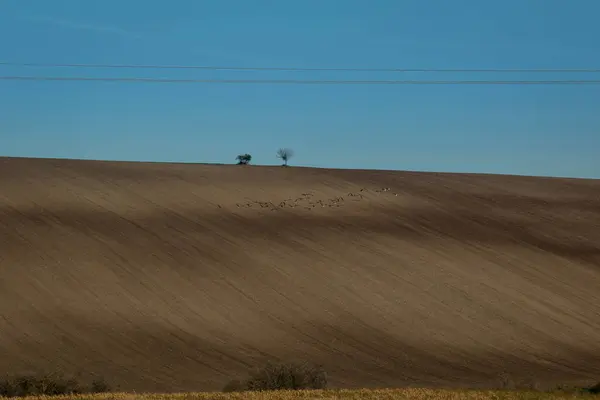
[
  {"left": 276, "top": 148, "right": 294, "bottom": 166},
  {"left": 236, "top": 153, "right": 252, "bottom": 165}
]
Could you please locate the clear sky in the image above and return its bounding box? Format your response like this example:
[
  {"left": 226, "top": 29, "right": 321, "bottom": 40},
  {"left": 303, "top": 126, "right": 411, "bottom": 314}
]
[{"left": 1, "top": 0, "right": 599, "bottom": 178}]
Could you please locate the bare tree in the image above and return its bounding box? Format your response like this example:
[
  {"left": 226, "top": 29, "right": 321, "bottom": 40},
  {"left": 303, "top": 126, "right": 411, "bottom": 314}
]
[{"left": 276, "top": 148, "right": 294, "bottom": 166}]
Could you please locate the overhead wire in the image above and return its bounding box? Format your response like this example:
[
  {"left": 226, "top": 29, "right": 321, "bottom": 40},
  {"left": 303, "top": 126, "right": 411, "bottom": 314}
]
[
  {"left": 2, "top": 61, "right": 600, "bottom": 73},
  {"left": 2, "top": 61, "right": 600, "bottom": 85},
  {"left": 1, "top": 76, "right": 600, "bottom": 85}
]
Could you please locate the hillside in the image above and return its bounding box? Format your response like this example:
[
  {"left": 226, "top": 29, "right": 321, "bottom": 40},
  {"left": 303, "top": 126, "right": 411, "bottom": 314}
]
[{"left": 0, "top": 156, "right": 599, "bottom": 393}]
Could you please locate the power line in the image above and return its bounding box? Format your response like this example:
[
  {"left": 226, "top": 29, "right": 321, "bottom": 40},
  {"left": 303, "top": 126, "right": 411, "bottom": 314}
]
[
  {"left": 2, "top": 76, "right": 600, "bottom": 85},
  {"left": 2, "top": 61, "right": 600, "bottom": 73}
]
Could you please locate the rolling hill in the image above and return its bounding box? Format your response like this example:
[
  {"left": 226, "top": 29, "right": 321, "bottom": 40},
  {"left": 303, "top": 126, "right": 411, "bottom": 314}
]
[{"left": 1, "top": 156, "right": 599, "bottom": 393}]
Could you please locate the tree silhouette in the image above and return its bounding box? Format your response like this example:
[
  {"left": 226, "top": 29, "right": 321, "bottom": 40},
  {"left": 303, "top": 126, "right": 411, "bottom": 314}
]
[
  {"left": 236, "top": 154, "right": 252, "bottom": 165},
  {"left": 276, "top": 148, "right": 294, "bottom": 166}
]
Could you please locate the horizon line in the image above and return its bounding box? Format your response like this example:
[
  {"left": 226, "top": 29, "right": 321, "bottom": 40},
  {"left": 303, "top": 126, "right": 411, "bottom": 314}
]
[{"left": 1, "top": 155, "right": 596, "bottom": 181}]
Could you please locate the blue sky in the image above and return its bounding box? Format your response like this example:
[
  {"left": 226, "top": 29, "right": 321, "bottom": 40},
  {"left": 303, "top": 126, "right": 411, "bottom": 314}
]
[{"left": 1, "top": 0, "right": 599, "bottom": 178}]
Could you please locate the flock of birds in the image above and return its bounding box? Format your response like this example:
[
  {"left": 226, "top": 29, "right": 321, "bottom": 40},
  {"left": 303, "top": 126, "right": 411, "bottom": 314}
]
[{"left": 227, "top": 187, "right": 398, "bottom": 211}]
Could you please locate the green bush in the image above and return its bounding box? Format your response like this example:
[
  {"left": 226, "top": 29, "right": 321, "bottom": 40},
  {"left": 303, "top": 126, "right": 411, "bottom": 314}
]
[
  {"left": 0, "top": 374, "right": 110, "bottom": 397},
  {"left": 223, "top": 361, "right": 327, "bottom": 392}
]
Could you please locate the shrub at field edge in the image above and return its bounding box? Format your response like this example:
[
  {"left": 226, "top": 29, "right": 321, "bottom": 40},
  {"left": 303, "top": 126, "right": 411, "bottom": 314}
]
[
  {"left": 0, "top": 373, "right": 111, "bottom": 397},
  {"left": 223, "top": 361, "right": 327, "bottom": 392}
]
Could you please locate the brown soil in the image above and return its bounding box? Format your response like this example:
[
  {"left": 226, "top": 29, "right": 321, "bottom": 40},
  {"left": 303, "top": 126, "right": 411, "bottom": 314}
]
[{"left": 1, "top": 156, "right": 599, "bottom": 393}]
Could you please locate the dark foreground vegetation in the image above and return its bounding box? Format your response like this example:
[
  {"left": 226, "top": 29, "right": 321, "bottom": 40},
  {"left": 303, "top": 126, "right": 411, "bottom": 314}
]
[
  {"left": 223, "top": 361, "right": 327, "bottom": 392},
  {"left": 586, "top": 382, "right": 600, "bottom": 394},
  {"left": 0, "top": 364, "right": 598, "bottom": 397},
  {"left": 0, "top": 373, "right": 110, "bottom": 397}
]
